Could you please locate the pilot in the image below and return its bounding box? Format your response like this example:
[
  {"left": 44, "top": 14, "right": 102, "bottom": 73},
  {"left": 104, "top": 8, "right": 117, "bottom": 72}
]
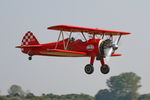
[
  {"left": 69, "top": 37, "right": 75, "bottom": 43},
  {"left": 78, "top": 39, "right": 83, "bottom": 43}
]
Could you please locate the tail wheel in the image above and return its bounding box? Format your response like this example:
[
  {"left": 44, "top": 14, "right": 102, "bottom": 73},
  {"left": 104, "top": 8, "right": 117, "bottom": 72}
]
[
  {"left": 28, "top": 56, "right": 32, "bottom": 60},
  {"left": 100, "top": 64, "right": 110, "bottom": 74},
  {"left": 84, "top": 64, "right": 94, "bottom": 74}
]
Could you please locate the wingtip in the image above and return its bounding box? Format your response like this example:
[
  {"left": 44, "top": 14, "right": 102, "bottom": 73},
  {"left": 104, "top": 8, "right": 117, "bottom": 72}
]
[{"left": 15, "top": 46, "right": 21, "bottom": 48}]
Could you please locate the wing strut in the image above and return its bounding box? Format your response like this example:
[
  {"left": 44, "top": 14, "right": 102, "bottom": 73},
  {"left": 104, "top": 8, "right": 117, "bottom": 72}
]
[
  {"left": 102, "top": 32, "right": 105, "bottom": 39},
  {"left": 65, "top": 31, "right": 72, "bottom": 50},
  {"left": 117, "top": 35, "right": 122, "bottom": 45},
  {"left": 81, "top": 32, "right": 87, "bottom": 42},
  {"left": 61, "top": 31, "right": 66, "bottom": 49},
  {"left": 55, "top": 30, "right": 73, "bottom": 50},
  {"left": 55, "top": 31, "right": 63, "bottom": 49}
]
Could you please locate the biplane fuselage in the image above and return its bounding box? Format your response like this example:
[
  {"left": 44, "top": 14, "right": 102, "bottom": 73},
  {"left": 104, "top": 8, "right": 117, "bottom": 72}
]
[
  {"left": 22, "top": 38, "right": 101, "bottom": 57},
  {"left": 16, "top": 25, "right": 131, "bottom": 74}
]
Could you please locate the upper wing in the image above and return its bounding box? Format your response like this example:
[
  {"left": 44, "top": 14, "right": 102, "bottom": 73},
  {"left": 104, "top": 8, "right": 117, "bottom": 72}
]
[{"left": 47, "top": 25, "right": 131, "bottom": 35}]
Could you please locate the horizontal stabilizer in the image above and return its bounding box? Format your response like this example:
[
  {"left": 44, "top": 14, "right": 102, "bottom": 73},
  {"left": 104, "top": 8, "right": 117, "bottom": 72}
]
[
  {"left": 111, "top": 53, "right": 122, "bottom": 56},
  {"left": 16, "top": 45, "right": 41, "bottom": 48}
]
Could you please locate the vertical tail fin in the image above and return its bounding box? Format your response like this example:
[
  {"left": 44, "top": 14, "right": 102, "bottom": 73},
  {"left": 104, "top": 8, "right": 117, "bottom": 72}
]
[{"left": 21, "top": 31, "right": 39, "bottom": 45}]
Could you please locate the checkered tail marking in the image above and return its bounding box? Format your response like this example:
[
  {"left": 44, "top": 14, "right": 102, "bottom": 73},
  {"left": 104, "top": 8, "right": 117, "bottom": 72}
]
[{"left": 21, "top": 31, "right": 39, "bottom": 45}]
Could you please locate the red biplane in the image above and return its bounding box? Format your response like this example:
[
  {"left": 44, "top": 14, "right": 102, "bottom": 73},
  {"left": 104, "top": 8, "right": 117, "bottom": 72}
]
[{"left": 16, "top": 25, "right": 131, "bottom": 74}]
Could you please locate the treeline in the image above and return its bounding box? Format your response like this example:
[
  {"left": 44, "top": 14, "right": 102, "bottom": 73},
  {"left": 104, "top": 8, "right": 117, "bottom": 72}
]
[
  {"left": 0, "top": 72, "right": 150, "bottom": 100},
  {"left": 0, "top": 93, "right": 93, "bottom": 100}
]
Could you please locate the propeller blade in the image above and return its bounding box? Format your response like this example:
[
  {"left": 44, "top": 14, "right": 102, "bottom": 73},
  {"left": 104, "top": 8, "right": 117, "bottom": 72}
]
[
  {"left": 104, "top": 47, "right": 113, "bottom": 57},
  {"left": 104, "top": 47, "right": 113, "bottom": 61}
]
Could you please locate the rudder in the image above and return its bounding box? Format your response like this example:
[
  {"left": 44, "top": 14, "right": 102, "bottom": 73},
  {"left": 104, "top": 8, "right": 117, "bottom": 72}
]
[{"left": 21, "top": 31, "right": 39, "bottom": 45}]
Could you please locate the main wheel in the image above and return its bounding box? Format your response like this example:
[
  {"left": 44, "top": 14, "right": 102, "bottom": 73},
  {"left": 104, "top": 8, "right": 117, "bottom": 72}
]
[
  {"left": 84, "top": 64, "right": 94, "bottom": 74},
  {"left": 100, "top": 64, "right": 110, "bottom": 74}
]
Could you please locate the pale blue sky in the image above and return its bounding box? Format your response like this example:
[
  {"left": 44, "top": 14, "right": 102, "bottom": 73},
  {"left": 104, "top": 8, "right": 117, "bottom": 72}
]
[{"left": 0, "top": 0, "right": 150, "bottom": 96}]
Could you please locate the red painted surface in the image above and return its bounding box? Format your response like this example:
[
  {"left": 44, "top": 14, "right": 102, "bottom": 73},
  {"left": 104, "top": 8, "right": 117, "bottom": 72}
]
[
  {"left": 17, "top": 33, "right": 101, "bottom": 57},
  {"left": 48, "top": 25, "right": 131, "bottom": 35}
]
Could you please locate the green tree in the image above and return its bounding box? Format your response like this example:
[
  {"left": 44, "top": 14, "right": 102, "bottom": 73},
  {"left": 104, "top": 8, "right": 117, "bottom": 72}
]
[
  {"left": 8, "top": 84, "right": 26, "bottom": 97},
  {"left": 95, "top": 72, "right": 141, "bottom": 100},
  {"left": 138, "top": 94, "right": 150, "bottom": 100},
  {"left": 38, "top": 93, "right": 94, "bottom": 100},
  {"left": 25, "top": 92, "right": 35, "bottom": 99},
  {"left": 0, "top": 96, "right": 8, "bottom": 100},
  {"left": 8, "top": 97, "right": 22, "bottom": 100},
  {"left": 95, "top": 89, "right": 114, "bottom": 100},
  {"left": 106, "top": 72, "right": 141, "bottom": 100}
]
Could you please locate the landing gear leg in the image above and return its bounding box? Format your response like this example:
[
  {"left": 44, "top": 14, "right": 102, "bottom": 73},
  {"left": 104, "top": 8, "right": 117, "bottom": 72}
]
[
  {"left": 100, "top": 58, "right": 110, "bottom": 74},
  {"left": 84, "top": 56, "right": 95, "bottom": 74}
]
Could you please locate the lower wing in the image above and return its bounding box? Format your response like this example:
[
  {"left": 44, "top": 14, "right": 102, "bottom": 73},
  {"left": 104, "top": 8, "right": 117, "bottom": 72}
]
[{"left": 40, "top": 49, "right": 87, "bottom": 57}]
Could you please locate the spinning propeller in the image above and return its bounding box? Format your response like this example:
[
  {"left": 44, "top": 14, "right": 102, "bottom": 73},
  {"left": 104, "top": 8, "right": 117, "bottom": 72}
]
[
  {"left": 104, "top": 39, "right": 119, "bottom": 58},
  {"left": 100, "top": 38, "right": 120, "bottom": 59}
]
